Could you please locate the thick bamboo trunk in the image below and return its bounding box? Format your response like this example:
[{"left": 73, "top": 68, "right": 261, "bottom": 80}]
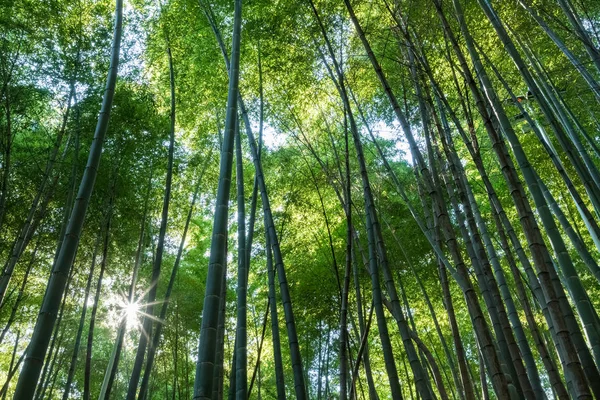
[
  {"left": 13, "top": 0, "right": 123, "bottom": 395},
  {"left": 35, "top": 266, "right": 74, "bottom": 400},
  {"left": 193, "top": 0, "right": 243, "bottom": 396},
  {"left": 207, "top": 28, "right": 312, "bottom": 399}
]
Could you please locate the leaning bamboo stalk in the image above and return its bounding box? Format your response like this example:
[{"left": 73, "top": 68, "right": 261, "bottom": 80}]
[
  {"left": 556, "top": 0, "right": 600, "bottom": 74},
  {"left": 14, "top": 0, "right": 123, "bottom": 395},
  {"left": 518, "top": 0, "right": 600, "bottom": 102},
  {"left": 345, "top": 2, "right": 510, "bottom": 396},
  {"left": 475, "top": 41, "right": 600, "bottom": 258},
  {"left": 435, "top": 0, "right": 596, "bottom": 395}
]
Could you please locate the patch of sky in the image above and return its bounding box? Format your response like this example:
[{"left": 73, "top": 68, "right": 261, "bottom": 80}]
[
  {"left": 367, "top": 119, "right": 413, "bottom": 165},
  {"left": 248, "top": 121, "right": 287, "bottom": 151}
]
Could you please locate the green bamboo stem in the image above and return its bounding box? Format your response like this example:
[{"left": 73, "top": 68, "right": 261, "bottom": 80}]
[
  {"left": 194, "top": 0, "right": 242, "bottom": 397},
  {"left": 13, "top": 0, "right": 122, "bottom": 394}
]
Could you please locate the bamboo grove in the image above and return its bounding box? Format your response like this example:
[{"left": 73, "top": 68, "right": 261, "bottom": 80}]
[{"left": 1, "top": 0, "right": 600, "bottom": 398}]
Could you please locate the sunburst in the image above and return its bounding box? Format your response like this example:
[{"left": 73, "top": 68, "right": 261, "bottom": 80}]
[{"left": 114, "top": 283, "right": 166, "bottom": 341}]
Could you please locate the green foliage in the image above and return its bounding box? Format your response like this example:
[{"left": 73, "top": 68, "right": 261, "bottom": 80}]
[{"left": 1, "top": 0, "right": 600, "bottom": 398}]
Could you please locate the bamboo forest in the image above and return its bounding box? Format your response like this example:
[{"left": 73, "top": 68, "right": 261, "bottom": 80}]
[{"left": 4, "top": 0, "right": 600, "bottom": 398}]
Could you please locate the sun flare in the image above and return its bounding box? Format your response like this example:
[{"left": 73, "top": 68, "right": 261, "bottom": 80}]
[{"left": 124, "top": 301, "right": 140, "bottom": 326}]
